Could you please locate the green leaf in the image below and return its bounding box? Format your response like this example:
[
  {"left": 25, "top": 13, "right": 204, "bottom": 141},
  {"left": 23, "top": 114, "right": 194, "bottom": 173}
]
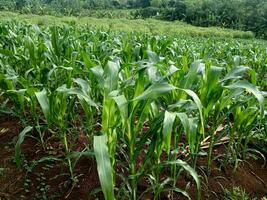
[
  {"left": 224, "top": 80, "right": 264, "bottom": 117},
  {"left": 35, "top": 89, "right": 50, "bottom": 122},
  {"left": 147, "top": 50, "right": 159, "bottom": 63},
  {"left": 180, "top": 89, "right": 204, "bottom": 135},
  {"left": 91, "top": 65, "right": 104, "bottom": 82},
  {"left": 74, "top": 78, "right": 91, "bottom": 93},
  {"left": 162, "top": 111, "right": 176, "bottom": 154},
  {"left": 82, "top": 52, "right": 93, "bottom": 68},
  {"left": 176, "top": 113, "right": 190, "bottom": 135},
  {"left": 15, "top": 126, "right": 33, "bottom": 167},
  {"left": 56, "top": 85, "right": 97, "bottom": 107},
  {"left": 222, "top": 66, "right": 249, "bottom": 82},
  {"left": 133, "top": 82, "right": 176, "bottom": 101},
  {"left": 181, "top": 60, "right": 204, "bottom": 89},
  {"left": 233, "top": 56, "right": 241, "bottom": 67},
  {"left": 169, "top": 188, "right": 191, "bottom": 200},
  {"left": 176, "top": 113, "right": 197, "bottom": 151},
  {"left": 93, "top": 135, "right": 115, "bottom": 200},
  {"left": 165, "top": 160, "right": 201, "bottom": 200},
  {"left": 38, "top": 156, "right": 62, "bottom": 163},
  {"left": 204, "top": 66, "right": 223, "bottom": 93},
  {"left": 104, "top": 61, "right": 120, "bottom": 92},
  {"left": 112, "top": 94, "right": 128, "bottom": 120},
  {"left": 0, "top": 49, "right": 13, "bottom": 57}
]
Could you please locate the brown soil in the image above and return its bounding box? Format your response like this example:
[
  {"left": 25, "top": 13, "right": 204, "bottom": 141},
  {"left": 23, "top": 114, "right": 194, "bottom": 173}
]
[{"left": 0, "top": 117, "right": 266, "bottom": 200}]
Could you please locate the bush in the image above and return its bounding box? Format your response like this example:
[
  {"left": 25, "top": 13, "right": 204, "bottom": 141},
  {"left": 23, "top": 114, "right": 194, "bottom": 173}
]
[{"left": 132, "top": 7, "right": 159, "bottom": 19}]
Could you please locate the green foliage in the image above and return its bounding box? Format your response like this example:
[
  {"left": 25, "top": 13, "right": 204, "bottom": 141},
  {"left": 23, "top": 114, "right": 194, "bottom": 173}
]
[
  {"left": 223, "top": 187, "right": 257, "bottom": 200},
  {"left": 94, "top": 135, "right": 115, "bottom": 200},
  {"left": 0, "top": 21, "right": 266, "bottom": 199},
  {"left": 15, "top": 126, "right": 33, "bottom": 167},
  {"left": 0, "top": 0, "right": 265, "bottom": 38},
  {"left": 184, "top": 0, "right": 267, "bottom": 39},
  {"left": 0, "top": 0, "right": 16, "bottom": 11},
  {"left": 133, "top": 0, "right": 267, "bottom": 39},
  {"left": 0, "top": 0, "right": 267, "bottom": 38},
  {"left": 0, "top": 12, "right": 255, "bottom": 39}
]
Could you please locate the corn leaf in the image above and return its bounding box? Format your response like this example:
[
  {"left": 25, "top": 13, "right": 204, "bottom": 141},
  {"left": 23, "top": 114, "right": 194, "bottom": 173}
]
[
  {"left": 165, "top": 159, "right": 200, "bottom": 200},
  {"left": 93, "top": 135, "right": 115, "bottom": 200},
  {"left": 224, "top": 80, "right": 264, "bottom": 117},
  {"left": 222, "top": 66, "right": 249, "bottom": 82},
  {"left": 133, "top": 82, "right": 176, "bottom": 101},
  {"left": 162, "top": 111, "right": 176, "bottom": 154},
  {"left": 35, "top": 89, "right": 50, "bottom": 122},
  {"left": 179, "top": 89, "right": 204, "bottom": 135},
  {"left": 15, "top": 126, "right": 33, "bottom": 167}
]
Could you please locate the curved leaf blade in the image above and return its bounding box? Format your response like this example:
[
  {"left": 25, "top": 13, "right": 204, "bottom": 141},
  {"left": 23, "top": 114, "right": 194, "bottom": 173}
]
[
  {"left": 93, "top": 135, "right": 115, "bottom": 200},
  {"left": 15, "top": 126, "right": 33, "bottom": 167}
]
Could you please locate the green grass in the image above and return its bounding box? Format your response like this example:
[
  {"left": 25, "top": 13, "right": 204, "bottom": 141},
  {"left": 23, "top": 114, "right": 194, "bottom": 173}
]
[
  {"left": 0, "top": 11, "right": 255, "bottom": 39},
  {"left": 223, "top": 187, "right": 256, "bottom": 200},
  {"left": 0, "top": 167, "right": 5, "bottom": 177}
]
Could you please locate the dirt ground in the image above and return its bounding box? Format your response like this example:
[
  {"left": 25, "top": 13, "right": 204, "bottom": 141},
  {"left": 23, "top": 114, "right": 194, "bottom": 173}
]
[{"left": 0, "top": 116, "right": 266, "bottom": 200}]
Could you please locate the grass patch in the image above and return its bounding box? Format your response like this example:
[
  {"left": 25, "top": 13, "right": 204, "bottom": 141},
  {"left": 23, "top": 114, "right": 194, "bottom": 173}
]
[
  {"left": 0, "top": 11, "right": 254, "bottom": 39},
  {"left": 0, "top": 167, "right": 5, "bottom": 177},
  {"left": 223, "top": 187, "right": 256, "bottom": 200}
]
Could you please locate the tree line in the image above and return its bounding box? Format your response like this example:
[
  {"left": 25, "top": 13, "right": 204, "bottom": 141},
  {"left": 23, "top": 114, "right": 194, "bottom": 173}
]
[{"left": 133, "top": 0, "right": 267, "bottom": 39}]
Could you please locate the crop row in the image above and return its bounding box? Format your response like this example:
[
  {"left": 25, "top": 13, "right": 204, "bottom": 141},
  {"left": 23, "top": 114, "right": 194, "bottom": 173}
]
[{"left": 0, "top": 21, "right": 266, "bottom": 199}]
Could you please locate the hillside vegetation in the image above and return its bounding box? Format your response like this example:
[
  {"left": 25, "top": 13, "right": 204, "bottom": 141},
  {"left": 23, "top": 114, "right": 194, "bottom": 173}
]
[
  {"left": 0, "top": 0, "right": 266, "bottom": 39},
  {"left": 0, "top": 11, "right": 255, "bottom": 39}
]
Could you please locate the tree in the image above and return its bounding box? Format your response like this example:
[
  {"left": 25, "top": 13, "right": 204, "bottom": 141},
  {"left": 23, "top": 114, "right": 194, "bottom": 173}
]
[
  {"left": 15, "top": 0, "right": 26, "bottom": 9},
  {"left": 136, "top": 0, "right": 151, "bottom": 8}
]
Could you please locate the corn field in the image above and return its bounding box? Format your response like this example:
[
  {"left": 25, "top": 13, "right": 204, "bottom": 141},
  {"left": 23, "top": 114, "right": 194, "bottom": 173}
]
[{"left": 0, "top": 21, "right": 266, "bottom": 200}]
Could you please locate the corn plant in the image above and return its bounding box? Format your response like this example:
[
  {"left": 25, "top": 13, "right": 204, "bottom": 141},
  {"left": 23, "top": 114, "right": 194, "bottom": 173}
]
[{"left": 0, "top": 21, "right": 266, "bottom": 200}]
